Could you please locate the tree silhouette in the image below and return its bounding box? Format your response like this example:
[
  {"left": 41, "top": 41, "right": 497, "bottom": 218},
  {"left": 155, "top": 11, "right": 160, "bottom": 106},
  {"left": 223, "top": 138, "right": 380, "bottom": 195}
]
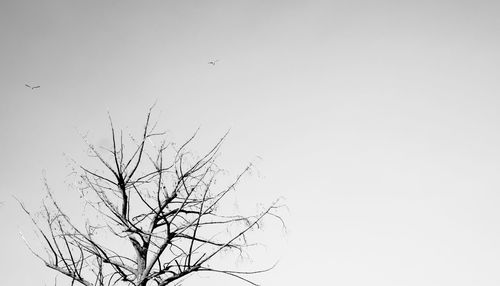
[{"left": 20, "top": 109, "right": 284, "bottom": 286}]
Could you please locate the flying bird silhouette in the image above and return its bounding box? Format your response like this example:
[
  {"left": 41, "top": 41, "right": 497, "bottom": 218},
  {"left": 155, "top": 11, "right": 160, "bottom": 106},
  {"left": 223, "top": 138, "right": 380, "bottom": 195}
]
[
  {"left": 25, "top": 84, "right": 40, "bottom": 89},
  {"left": 208, "top": 60, "right": 219, "bottom": 66}
]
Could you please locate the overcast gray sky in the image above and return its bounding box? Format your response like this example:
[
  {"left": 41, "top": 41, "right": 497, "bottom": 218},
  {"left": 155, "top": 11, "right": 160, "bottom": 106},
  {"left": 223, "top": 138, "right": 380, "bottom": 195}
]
[{"left": 2, "top": 0, "right": 500, "bottom": 285}]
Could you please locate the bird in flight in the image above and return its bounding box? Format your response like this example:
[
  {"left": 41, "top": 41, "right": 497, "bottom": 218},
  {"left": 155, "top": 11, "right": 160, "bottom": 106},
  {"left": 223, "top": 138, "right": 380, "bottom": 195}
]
[
  {"left": 208, "top": 60, "right": 219, "bottom": 66},
  {"left": 25, "top": 84, "right": 40, "bottom": 89}
]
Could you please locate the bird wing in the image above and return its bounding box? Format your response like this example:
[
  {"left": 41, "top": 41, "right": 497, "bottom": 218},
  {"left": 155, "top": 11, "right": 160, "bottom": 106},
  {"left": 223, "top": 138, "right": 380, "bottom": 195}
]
[
  {"left": 25, "top": 84, "right": 31, "bottom": 88},
  {"left": 33, "top": 86, "right": 40, "bottom": 89}
]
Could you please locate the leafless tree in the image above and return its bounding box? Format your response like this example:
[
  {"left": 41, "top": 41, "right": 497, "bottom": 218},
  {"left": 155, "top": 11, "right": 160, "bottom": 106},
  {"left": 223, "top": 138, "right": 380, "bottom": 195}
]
[{"left": 20, "top": 108, "right": 284, "bottom": 286}]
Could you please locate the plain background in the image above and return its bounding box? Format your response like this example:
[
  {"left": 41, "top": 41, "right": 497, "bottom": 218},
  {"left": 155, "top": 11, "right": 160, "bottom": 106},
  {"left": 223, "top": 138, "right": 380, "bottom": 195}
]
[{"left": 2, "top": 0, "right": 500, "bottom": 285}]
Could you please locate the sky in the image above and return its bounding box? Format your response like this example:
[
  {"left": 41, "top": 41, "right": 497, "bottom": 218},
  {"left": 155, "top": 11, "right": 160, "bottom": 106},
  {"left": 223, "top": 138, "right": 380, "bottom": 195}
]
[{"left": 2, "top": 0, "right": 500, "bottom": 285}]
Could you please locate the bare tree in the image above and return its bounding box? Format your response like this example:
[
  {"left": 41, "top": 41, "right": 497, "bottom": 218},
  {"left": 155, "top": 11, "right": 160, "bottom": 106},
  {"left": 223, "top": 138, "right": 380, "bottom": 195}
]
[{"left": 20, "top": 109, "right": 284, "bottom": 286}]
